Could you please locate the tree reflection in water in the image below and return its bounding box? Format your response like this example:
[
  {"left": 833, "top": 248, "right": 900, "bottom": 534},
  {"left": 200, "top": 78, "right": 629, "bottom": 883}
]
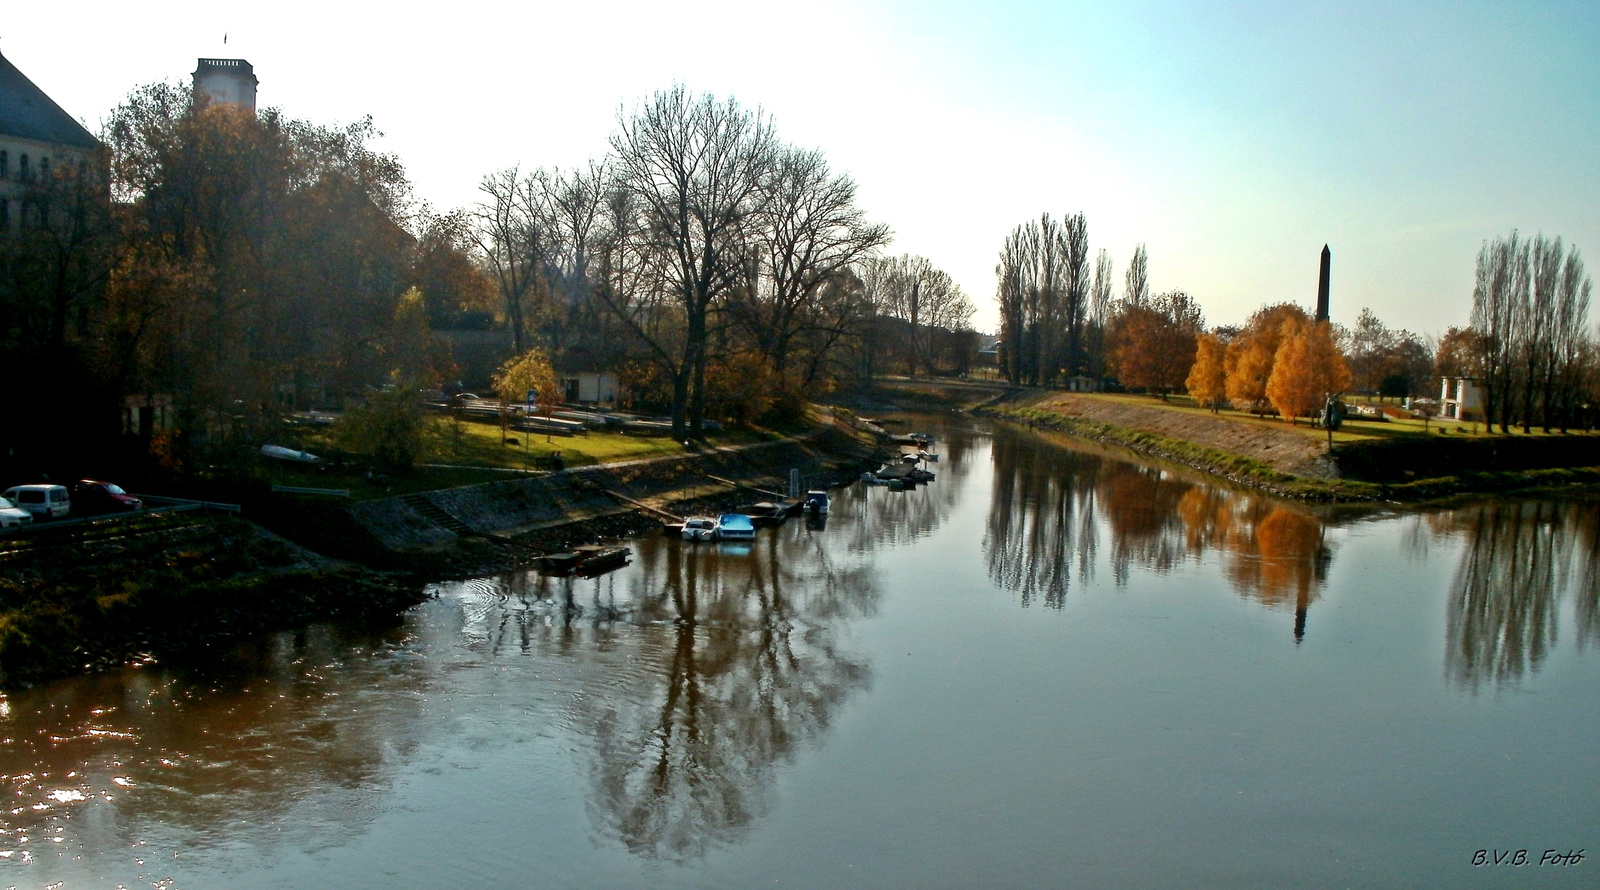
[
  {"left": 985, "top": 429, "right": 1331, "bottom": 637},
  {"left": 1443, "top": 497, "right": 1600, "bottom": 691},
  {"left": 576, "top": 528, "right": 878, "bottom": 861},
  {"left": 1573, "top": 500, "right": 1600, "bottom": 653},
  {"left": 0, "top": 624, "right": 430, "bottom": 859},
  {"left": 830, "top": 426, "right": 975, "bottom": 554}
]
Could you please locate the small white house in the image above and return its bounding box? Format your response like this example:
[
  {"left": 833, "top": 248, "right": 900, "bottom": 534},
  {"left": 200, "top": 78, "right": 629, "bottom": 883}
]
[
  {"left": 560, "top": 372, "right": 618, "bottom": 404},
  {"left": 1440, "top": 377, "right": 1484, "bottom": 421}
]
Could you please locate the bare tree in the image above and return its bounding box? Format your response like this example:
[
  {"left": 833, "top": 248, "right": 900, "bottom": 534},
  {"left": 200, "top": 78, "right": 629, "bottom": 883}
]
[
  {"left": 1553, "top": 246, "right": 1594, "bottom": 430},
  {"left": 726, "top": 147, "right": 889, "bottom": 380},
  {"left": 1521, "top": 234, "right": 1562, "bottom": 431},
  {"left": 994, "top": 212, "right": 1089, "bottom": 385},
  {"left": 469, "top": 166, "right": 549, "bottom": 354},
  {"left": 1470, "top": 231, "right": 1526, "bottom": 432},
  {"left": 1124, "top": 243, "right": 1149, "bottom": 307},
  {"left": 605, "top": 86, "right": 779, "bottom": 437},
  {"left": 1087, "top": 248, "right": 1114, "bottom": 377},
  {"left": 1471, "top": 231, "right": 1595, "bottom": 432},
  {"left": 865, "top": 254, "right": 972, "bottom": 377}
]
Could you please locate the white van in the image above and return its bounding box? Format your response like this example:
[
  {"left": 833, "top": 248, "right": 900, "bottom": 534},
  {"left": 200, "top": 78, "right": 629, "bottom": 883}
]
[{"left": 3, "top": 485, "right": 71, "bottom": 520}]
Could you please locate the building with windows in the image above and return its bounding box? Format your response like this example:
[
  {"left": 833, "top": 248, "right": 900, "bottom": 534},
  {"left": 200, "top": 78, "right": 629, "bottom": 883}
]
[
  {"left": 0, "top": 45, "right": 101, "bottom": 232},
  {"left": 193, "top": 58, "right": 258, "bottom": 110},
  {"left": 1440, "top": 376, "right": 1484, "bottom": 422}
]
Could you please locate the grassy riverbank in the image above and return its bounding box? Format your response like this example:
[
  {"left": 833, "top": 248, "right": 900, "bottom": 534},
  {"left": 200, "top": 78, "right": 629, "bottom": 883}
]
[
  {"left": 261, "top": 414, "right": 788, "bottom": 501},
  {"left": 981, "top": 391, "right": 1600, "bottom": 502}
]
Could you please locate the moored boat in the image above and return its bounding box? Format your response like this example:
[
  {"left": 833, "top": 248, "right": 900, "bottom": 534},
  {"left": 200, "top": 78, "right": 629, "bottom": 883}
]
[
  {"left": 573, "top": 544, "right": 631, "bottom": 575},
  {"left": 803, "top": 490, "right": 830, "bottom": 515},
  {"left": 682, "top": 516, "right": 718, "bottom": 541},
  {"left": 716, "top": 513, "right": 756, "bottom": 541}
]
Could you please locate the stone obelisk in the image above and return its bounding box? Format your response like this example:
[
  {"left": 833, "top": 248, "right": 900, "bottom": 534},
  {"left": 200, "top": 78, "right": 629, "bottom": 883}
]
[{"left": 1315, "top": 244, "right": 1331, "bottom": 323}]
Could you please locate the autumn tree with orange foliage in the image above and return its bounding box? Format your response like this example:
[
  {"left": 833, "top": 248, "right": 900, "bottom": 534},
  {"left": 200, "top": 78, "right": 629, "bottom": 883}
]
[
  {"left": 1266, "top": 317, "right": 1350, "bottom": 423},
  {"left": 1109, "top": 290, "right": 1204, "bottom": 397},
  {"left": 1225, "top": 304, "right": 1310, "bottom": 415},
  {"left": 1186, "top": 332, "right": 1229, "bottom": 412}
]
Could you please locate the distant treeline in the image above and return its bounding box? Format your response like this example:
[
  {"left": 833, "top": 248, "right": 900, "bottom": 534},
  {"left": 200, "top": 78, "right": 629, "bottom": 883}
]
[{"left": 992, "top": 216, "right": 1596, "bottom": 431}]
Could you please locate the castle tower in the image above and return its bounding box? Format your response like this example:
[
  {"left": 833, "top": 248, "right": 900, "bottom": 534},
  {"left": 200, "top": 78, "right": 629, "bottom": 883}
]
[
  {"left": 1315, "top": 244, "right": 1331, "bottom": 324},
  {"left": 193, "top": 58, "right": 257, "bottom": 111}
]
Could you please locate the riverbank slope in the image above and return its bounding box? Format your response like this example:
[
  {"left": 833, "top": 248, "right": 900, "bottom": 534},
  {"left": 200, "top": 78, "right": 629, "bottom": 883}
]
[{"left": 981, "top": 390, "right": 1600, "bottom": 502}]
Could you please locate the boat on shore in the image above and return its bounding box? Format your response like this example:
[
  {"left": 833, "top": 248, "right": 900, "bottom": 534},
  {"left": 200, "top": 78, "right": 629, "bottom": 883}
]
[
  {"left": 747, "top": 500, "right": 800, "bottom": 526},
  {"left": 573, "top": 544, "right": 631, "bottom": 575},
  {"left": 541, "top": 544, "right": 632, "bottom": 575}
]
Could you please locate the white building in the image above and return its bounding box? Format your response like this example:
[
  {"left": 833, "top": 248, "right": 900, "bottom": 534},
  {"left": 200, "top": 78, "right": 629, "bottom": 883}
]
[
  {"left": 193, "top": 58, "right": 258, "bottom": 110},
  {"left": 560, "top": 372, "right": 619, "bottom": 404},
  {"left": 1440, "top": 377, "right": 1484, "bottom": 421}
]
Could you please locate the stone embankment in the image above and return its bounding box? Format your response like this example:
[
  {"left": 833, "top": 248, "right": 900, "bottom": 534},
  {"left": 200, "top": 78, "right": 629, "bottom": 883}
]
[{"left": 333, "top": 421, "right": 885, "bottom": 575}]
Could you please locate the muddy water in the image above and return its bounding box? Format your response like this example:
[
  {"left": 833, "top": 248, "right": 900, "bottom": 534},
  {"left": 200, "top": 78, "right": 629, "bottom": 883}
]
[{"left": 3, "top": 418, "right": 1598, "bottom": 888}]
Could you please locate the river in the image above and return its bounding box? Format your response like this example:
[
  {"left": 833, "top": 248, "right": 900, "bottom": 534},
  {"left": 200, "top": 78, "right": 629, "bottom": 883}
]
[{"left": 2, "top": 416, "right": 1597, "bottom": 888}]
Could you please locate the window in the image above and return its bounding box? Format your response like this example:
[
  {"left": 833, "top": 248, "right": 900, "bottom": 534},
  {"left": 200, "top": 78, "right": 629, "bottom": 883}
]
[
  {"left": 0, "top": 198, "right": 8, "bottom": 231},
  {"left": 18, "top": 153, "right": 28, "bottom": 180},
  {"left": 40, "top": 157, "right": 49, "bottom": 179},
  {"left": 0, "top": 150, "right": 7, "bottom": 179}
]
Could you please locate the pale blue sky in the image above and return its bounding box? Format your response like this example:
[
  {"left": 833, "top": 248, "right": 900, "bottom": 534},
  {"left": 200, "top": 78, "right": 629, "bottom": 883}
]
[{"left": 5, "top": 1, "right": 1596, "bottom": 335}]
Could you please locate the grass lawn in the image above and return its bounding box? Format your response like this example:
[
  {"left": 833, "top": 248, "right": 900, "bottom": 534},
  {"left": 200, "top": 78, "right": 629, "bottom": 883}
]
[
  {"left": 260, "top": 413, "right": 790, "bottom": 501},
  {"left": 1073, "top": 392, "right": 1589, "bottom": 444}
]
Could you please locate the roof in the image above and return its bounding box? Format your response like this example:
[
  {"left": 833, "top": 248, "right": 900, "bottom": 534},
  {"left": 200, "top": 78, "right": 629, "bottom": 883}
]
[{"left": 0, "top": 48, "right": 99, "bottom": 150}]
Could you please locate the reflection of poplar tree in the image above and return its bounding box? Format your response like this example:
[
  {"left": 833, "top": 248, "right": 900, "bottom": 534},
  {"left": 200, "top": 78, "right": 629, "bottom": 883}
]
[
  {"left": 1446, "top": 501, "right": 1566, "bottom": 690},
  {"left": 1568, "top": 501, "right": 1600, "bottom": 651},
  {"left": 984, "top": 431, "right": 1102, "bottom": 607}
]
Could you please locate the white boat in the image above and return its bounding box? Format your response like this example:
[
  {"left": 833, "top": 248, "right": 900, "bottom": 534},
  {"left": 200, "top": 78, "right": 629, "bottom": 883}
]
[
  {"left": 260, "top": 444, "right": 321, "bottom": 463},
  {"left": 803, "top": 490, "right": 830, "bottom": 515},
  {"left": 682, "top": 516, "right": 718, "bottom": 541}
]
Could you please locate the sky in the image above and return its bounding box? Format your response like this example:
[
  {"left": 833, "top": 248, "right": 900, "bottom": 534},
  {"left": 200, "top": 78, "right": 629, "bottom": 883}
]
[{"left": 4, "top": 0, "right": 1597, "bottom": 336}]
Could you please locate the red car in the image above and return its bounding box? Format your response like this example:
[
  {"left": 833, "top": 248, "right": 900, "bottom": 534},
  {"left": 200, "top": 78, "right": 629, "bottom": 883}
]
[{"left": 72, "top": 480, "right": 142, "bottom": 515}]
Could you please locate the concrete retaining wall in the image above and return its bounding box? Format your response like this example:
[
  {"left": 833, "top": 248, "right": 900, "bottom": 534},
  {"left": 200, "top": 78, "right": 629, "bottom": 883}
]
[{"left": 348, "top": 429, "right": 877, "bottom": 553}]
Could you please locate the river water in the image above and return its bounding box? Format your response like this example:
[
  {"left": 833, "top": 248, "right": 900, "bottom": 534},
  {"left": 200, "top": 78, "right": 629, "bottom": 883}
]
[{"left": 3, "top": 417, "right": 1598, "bottom": 889}]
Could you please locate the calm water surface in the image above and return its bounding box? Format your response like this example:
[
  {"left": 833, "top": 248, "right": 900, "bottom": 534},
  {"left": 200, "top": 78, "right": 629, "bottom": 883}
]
[{"left": 3, "top": 418, "right": 1598, "bottom": 888}]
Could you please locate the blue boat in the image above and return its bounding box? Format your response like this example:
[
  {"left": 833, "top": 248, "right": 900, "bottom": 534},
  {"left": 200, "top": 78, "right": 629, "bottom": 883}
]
[{"left": 716, "top": 513, "right": 756, "bottom": 541}]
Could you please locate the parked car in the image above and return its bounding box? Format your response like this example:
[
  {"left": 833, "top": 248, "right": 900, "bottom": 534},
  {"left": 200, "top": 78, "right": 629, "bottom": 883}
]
[
  {"left": 2, "top": 485, "right": 71, "bottom": 520},
  {"left": 0, "top": 496, "right": 33, "bottom": 528},
  {"left": 72, "top": 480, "right": 142, "bottom": 515}
]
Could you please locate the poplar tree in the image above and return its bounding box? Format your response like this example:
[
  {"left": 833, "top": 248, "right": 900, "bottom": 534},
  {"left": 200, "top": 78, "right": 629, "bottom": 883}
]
[{"left": 1186, "top": 332, "right": 1228, "bottom": 412}]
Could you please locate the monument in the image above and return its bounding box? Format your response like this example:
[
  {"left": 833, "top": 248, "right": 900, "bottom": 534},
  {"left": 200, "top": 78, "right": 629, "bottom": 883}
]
[{"left": 1315, "top": 244, "right": 1331, "bottom": 323}]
